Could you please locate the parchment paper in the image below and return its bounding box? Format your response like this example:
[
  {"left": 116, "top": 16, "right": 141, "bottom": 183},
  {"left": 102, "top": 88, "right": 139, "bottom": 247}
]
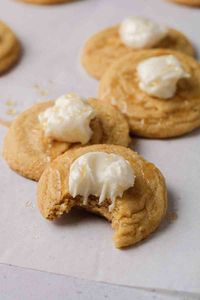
[{"left": 0, "top": 0, "right": 200, "bottom": 293}]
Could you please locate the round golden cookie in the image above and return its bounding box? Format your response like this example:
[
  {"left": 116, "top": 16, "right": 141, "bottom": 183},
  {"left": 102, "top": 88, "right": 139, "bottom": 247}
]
[
  {"left": 18, "top": 0, "right": 72, "bottom": 4},
  {"left": 37, "top": 144, "right": 167, "bottom": 248},
  {"left": 99, "top": 49, "right": 200, "bottom": 138},
  {"left": 168, "top": 0, "right": 200, "bottom": 6},
  {"left": 0, "top": 21, "right": 21, "bottom": 74},
  {"left": 81, "top": 25, "right": 194, "bottom": 80},
  {"left": 3, "top": 99, "right": 130, "bottom": 181}
]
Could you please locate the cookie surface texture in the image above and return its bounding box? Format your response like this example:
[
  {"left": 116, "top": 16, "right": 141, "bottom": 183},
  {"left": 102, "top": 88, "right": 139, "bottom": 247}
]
[
  {"left": 3, "top": 99, "right": 130, "bottom": 181},
  {"left": 81, "top": 26, "right": 194, "bottom": 80},
  {"left": 38, "top": 144, "right": 167, "bottom": 248},
  {"left": 99, "top": 49, "right": 200, "bottom": 138}
]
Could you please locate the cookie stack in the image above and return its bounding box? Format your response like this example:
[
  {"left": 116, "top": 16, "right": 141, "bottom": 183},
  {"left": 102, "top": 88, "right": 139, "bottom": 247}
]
[
  {"left": 3, "top": 15, "right": 200, "bottom": 249},
  {"left": 82, "top": 17, "right": 200, "bottom": 138}
]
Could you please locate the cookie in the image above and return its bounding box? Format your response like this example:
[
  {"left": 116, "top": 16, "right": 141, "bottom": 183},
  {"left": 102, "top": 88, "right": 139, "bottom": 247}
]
[
  {"left": 18, "top": 0, "right": 72, "bottom": 4},
  {"left": 0, "top": 21, "right": 21, "bottom": 74},
  {"left": 81, "top": 25, "right": 194, "bottom": 80},
  {"left": 37, "top": 144, "right": 167, "bottom": 248},
  {"left": 99, "top": 49, "right": 200, "bottom": 138},
  {"left": 3, "top": 98, "right": 130, "bottom": 181},
  {"left": 168, "top": 0, "right": 200, "bottom": 6}
]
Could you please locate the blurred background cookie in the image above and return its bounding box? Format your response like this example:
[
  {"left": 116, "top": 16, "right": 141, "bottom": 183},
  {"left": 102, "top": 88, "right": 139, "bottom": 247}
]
[
  {"left": 0, "top": 20, "right": 21, "bottom": 74},
  {"left": 81, "top": 16, "right": 194, "bottom": 80},
  {"left": 18, "top": 0, "right": 72, "bottom": 4},
  {"left": 168, "top": 0, "right": 200, "bottom": 6}
]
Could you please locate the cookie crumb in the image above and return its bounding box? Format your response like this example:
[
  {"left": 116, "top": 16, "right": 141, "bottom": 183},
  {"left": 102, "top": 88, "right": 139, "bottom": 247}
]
[
  {"left": 5, "top": 100, "right": 16, "bottom": 106},
  {"left": 25, "top": 200, "right": 35, "bottom": 209},
  {"left": 6, "top": 108, "right": 17, "bottom": 116},
  {"left": 33, "top": 84, "right": 49, "bottom": 96}
]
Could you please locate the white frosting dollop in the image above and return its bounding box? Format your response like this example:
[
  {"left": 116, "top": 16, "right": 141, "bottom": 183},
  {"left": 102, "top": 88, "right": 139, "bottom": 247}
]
[
  {"left": 69, "top": 152, "right": 135, "bottom": 211},
  {"left": 137, "top": 55, "right": 190, "bottom": 99},
  {"left": 38, "top": 93, "right": 96, "bottom": 144},
  {"left": 119, "top": 17, "right": 168, "bottom": 49}
]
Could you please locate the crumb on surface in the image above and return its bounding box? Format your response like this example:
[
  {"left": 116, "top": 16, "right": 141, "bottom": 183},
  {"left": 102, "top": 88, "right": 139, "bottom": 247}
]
[
  {"left": 33, "top": 83, "right": 49, "bottom": 96},
  {"left": 6, "top": 108, "right": 17, "bottom": 116},
  {"left": 25, "top": 200, "right": 35, "bottom": 209},
  {"left": 5, "top": 100, "right": 16, "bottom": 106}
]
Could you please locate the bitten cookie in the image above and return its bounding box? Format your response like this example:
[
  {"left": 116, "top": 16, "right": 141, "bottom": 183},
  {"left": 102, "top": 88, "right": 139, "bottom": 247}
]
[
  {"left": 81, "top": 17, "right": 194, "bottom": 80},
  {"left": 0, "top": 21, "right": 21, "bottom": 74},
  {"left": 99, "top": 49, "right": 200, "bottom": 138},
  {"left": 3, "top": 95, "right": 130, "bottom": 181},
  {"left": 18, "top": 0, "right": 72, "bottom": 4},
  {"left": 38, "top": 144, "right": 167, "bottom": 248},
  {"left": 168, "top": 0, "right": 200, "bottom": 6}
]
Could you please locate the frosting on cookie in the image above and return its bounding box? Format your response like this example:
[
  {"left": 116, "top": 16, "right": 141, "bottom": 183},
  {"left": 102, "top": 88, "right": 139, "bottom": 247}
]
[
  {"left": 38, "top": 93, "right": 95, "bottom": 144},
  {"left": 137, "top": 55, "right": 190, "bottom": 99},
  {"left": 119, "top": 17, "right": 168, "bottom": 49},
  {"left": 69, "top": 152, "right": 135, "bottom": 211}
]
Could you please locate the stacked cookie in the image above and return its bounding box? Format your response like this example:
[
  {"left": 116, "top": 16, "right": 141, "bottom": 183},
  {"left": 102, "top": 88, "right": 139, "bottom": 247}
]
[
  {"left": 3, "top": 92, "right": 167, "bottom": 248},
  {"left": 82, "top": 17, "right": 200, "bottom": 138},
  {"left": 3, "top": 16, "right": 200, "bottom": 249}
]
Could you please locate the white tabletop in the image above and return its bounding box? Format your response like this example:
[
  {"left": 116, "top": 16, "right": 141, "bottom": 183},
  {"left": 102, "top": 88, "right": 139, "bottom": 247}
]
[{"left": 1, "top": 264, "right": 200, "bottom": 299}]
